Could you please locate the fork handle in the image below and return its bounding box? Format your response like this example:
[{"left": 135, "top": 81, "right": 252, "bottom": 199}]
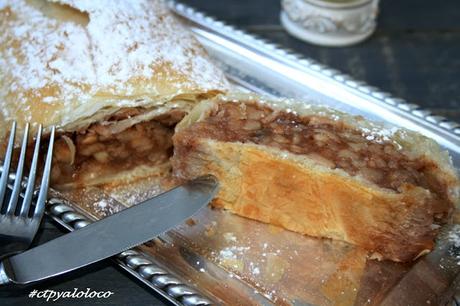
[{"left": 0, "top": 262, "right": 12, "bottom": 285}]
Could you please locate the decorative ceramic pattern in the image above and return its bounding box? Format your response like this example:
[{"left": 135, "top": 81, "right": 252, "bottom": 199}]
[{"left": 281, "top": 0, "right": 379, "bottom": 46}]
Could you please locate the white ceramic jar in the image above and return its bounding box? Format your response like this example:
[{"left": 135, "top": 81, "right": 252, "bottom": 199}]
[{"left": 281, "top": 0, "right": 380, "bottom": 47}]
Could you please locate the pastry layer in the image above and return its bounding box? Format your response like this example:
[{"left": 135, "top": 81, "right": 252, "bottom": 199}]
[
  {"left": 0, "top": 0, "right": 229, "bottom": 144},
  {"left": 172, "top": 95, "right": 460, "bottom": 261}
]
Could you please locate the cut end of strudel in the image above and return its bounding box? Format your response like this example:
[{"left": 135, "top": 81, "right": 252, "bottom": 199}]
[
  {"left": 0, "top": 0, "right": 229, "bottom": 188},
  {"left": 172, "top": 94, "right": 460, "bottom": 262}
]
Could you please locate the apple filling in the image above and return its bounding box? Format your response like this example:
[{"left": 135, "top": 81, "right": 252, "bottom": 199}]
[
  {"left": 51, "top": 108, "right": 185, "bottom": 187},
  {"left": 175, "top": 102, "right": 450, "bottom": 219}
]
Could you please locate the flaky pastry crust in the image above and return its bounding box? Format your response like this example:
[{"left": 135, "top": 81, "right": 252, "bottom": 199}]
[
  {"left": 0, "top": 0, "right": 229, "bottom": 186},
  {"left": 0, "top": 0, "right": 229, "bottom": 140}
]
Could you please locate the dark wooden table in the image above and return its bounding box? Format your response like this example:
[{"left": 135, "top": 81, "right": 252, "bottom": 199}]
[{"left": 1, "top": 0, "right": 459, "bottom": 305}]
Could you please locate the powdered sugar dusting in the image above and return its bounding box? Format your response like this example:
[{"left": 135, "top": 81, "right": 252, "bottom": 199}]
[
  {"left": 448, "top": 227, "right": 460, "bottom": 247},
  {"left": 218, "top": 246, "right": 251, "bottom": 262},
  {"left": 360, "top": 126, "right": 400, "bottom": 143},
  {"left": 448, "top": 225, "right": 460, "bottom": 265},
  {"left": 103, "top": 174, "right": 167, "bottom": 206},
  {"left": 92, "top": 198, "right": 123, "bottom": 217},
  {"left": 1, "top": 0, "right": 228, "bottom": 125},
  {"left": 1, "top": 0, "right": 94, "bottom": 120}
]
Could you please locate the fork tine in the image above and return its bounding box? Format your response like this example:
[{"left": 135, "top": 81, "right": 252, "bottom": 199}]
[
  {"left": 33, "top": 126, "right": 55, "bottom": 218},
  {"left": 6, "top": 123, "right": 29, "bottom": 215},
  {"left": 20, "top": 124, "right": 42, "bottom": 217},
  {"left": 0, "top": 122, "right": 16, "bottom": 213}
]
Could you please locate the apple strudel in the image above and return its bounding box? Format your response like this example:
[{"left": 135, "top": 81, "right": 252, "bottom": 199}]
[{"left": 172, "top": 94, "right": 460, "bottom": 262}]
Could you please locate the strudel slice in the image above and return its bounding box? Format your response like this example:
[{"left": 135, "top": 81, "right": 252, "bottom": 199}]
[{"left": 172, "top": 94, "right": 460, "bottom": 262}]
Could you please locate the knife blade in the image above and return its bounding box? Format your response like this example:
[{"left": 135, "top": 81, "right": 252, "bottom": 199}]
[{"left": 0, "top": 175, "right": 218, "bottom": 285}]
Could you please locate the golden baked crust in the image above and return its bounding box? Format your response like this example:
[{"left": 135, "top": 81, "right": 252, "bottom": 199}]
[
  {"left": 0, "top": 0, "right": 229, "bottom": 186},
  {"left": 172, "top": 93, "right": 460, "bottom": 262},
  {"left": 0, "top": 0, "right": 229, "bottom": 137}
]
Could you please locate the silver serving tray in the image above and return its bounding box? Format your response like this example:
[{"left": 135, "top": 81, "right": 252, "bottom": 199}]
[{"left": 43, "top": 1, "right": 460, "bottom": 305}]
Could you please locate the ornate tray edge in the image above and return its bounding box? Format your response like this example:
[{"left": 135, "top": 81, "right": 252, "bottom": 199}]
[
  {"left": 168, "top": 1, "right": 460, "bottom": 138},
  {"left": 45, "top": 196, "right": 214, "bottom": 306}
]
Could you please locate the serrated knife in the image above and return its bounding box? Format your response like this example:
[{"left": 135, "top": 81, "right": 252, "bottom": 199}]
[{"left": 0, "top": 175, "right": 218, "bottom": 285}]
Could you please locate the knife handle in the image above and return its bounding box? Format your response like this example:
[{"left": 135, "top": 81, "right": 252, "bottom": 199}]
[{"left": 0, "top": 262, "right": 12, "bottom": 286}]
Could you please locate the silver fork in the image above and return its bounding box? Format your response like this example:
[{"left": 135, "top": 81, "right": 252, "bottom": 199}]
[{"left": 0, "top": 122, "right": 55, "bottom": 260}]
